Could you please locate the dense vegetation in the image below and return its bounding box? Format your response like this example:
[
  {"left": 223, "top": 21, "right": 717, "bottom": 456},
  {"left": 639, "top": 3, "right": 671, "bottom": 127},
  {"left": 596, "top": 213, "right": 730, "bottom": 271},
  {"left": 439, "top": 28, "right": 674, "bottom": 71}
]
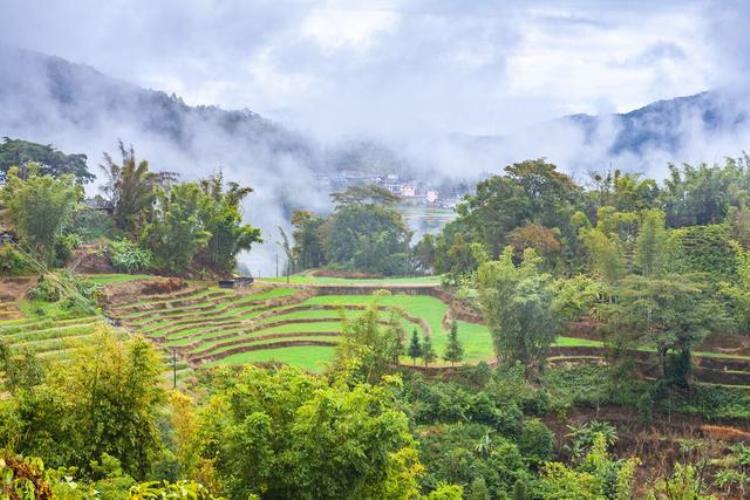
[
  {"left": 0, "top": 139, "right": 261, "bottom": 278},
  {"left": 3, "top": 142, "right": 750, "bottom": 498}
]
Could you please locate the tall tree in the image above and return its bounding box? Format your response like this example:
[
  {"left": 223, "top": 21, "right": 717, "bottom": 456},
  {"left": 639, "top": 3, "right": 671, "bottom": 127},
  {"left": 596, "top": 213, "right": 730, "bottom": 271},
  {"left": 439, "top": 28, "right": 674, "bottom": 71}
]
[
  {"left": 196, "top": 173, "right": 262, "bottom": 274},
  {"left": 407, "top": 329, "right": 423, "bottom": 366},
  {"left": 421, "top": 334, "right": 437, "bottom": 367},
  {"left": 477, "top": 247, "right": 562, "bottom": 376},
  {"left": 99, "top": 142, "right": 176, "bottom": 234},
  {"left": 332, "top": 299, "right": 404, "bottom": 384},
  {"left": 200, "top": 366, "right": 428, "bottom": 499},
  {"left": 1, "top": 166, "right": 82, "bottom": 265},
  {"left": 599, "top": 274, "right": 730, "bottom": 387},
  {"left": 634, "top": 209, "right": 667, "bottom": 277},
  {"left": 290, "top": 210, "right": 326, "bottom": 270},
  {"left": 323, "top": 188, "right": 411, "bottom": 276},
  {"left": 443, "top": 321, "right": 464, "bottom": 367},
  {"left": 141, "top": 183, "right": 211, "bottom": 273}
]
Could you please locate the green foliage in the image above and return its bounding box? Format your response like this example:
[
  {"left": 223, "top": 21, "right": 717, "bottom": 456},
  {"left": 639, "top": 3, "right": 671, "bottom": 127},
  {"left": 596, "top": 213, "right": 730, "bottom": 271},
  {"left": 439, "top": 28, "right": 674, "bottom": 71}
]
[
  {"left": 1, "top": 167, "right": 82, "bottom": 265},
  {"left": 0, "top": 330, "right": 165, "bottom": 478},
  {"left": 667, "top": 224, "right": 737, "bottom": 281},
  {"left": 200, "top": 366, "right": 424, "bottom": 499},
  {"left": 142, "top": 183, "right": 212, "bottom": 274},
  {"left": 418, "top": 423, "right": 532, "bottom": 497},
  {"left": 518, "top": 418, "right": 555, "bottom": 466},
  {"left": 110, "top": 238, "right": 153, "bottom": 273},
  {"left": 647, "top": 463, "right": 713, "bottom": 499},
  {"left": 0, "top": 244, "right": 31, "bottom": 276},
  {"left": 0, "top": 137, "right": 93, "bottom": 182},
  {"left": 536, "top": 434, "right": 639, "bottom": 499},
  {"left": 408, "top": 328, "right": 423, "bottom": 365},
  {"left": 453, "top": 159, "right": 581, "bottom": 259},
  {"left": 477, "top": 247, "right": 562, "bottom": 376},
  {"left": 53, "top": 232, "right": 81, "bottom": 267},
  {"left": 635, "top": 209, "right": 668, "bottom": 276},
  {"left": 195, "top": 173, "right": 262, "bottom": 274},
  {"left": 413, "top": 233, "right": 437, "bottom": 273},
  {"left": 599, "top": 274, "right": 731, "bottom": 387},
  {"left": 333, "top": 299, "right": 404, "bottom": 384},
  {"left": 324, "top": 203, "right": 411, "bottom": 276},
  {"left": 421, "top": 334, "right": 437, "bottom": 367},
  {"left": 443, "top": 320, "right": 464, "bottom": 366},
  {"left": 99, "top": 142, "right": 177, "bottom": 234},
  {"left": 291, "top": 209, "right": 327, "bottom": 270}
]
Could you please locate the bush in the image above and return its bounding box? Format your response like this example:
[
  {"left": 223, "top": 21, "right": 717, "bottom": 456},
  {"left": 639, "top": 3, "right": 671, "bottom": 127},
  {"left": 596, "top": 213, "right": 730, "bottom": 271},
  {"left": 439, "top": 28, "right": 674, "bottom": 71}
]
[
  {"left": 26, "top": 274, "right": 61, "bottom": 302},
  {"left": 54, "top": 233, "right": 81, "bottom": 267},
  {"left": 518, "top": 418, "right": 555, "bottom": 466},
  {"left": 0, "top": 245, "right": 31, "bottom": 276},
  {"left": 110, "top": 239, "right": 153, "bottom": 273}
]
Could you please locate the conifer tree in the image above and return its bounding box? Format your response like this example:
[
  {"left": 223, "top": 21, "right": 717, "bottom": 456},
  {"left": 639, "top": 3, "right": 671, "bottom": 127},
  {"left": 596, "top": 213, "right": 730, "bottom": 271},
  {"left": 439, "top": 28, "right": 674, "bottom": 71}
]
[
  {"left": 407, "top": 329, "right": 422, "bottom": 366},
  {"left": 422, "top": 334, "right": 437, "bottom": 367},
  {"left": 443, "top": 320, "right": 464, "bottom": 366}
]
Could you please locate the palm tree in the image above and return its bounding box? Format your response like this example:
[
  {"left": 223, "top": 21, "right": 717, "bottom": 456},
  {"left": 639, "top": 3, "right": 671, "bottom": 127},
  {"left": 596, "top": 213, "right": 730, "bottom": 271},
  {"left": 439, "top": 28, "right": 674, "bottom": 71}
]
[{"left": 99, "top": 141, "right": 177, "bottom": 234}]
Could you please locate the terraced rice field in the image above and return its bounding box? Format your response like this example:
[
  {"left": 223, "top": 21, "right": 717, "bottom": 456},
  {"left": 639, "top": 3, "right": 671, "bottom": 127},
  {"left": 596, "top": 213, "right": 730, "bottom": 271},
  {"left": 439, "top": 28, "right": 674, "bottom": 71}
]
[
  {"left": 108, "top": 283, "right": 502, "bottom": 372},
  {"left": 0, "top": 313, "right": 114, "bottom": 362}
]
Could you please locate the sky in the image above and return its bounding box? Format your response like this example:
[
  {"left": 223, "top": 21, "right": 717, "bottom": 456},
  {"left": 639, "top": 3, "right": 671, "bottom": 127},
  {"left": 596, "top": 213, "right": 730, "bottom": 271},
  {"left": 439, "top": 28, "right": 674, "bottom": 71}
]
[
  {"left": 2, "top": 0, "right": 750, "bottom": 274},
  {"left": 0, "top": 0, "right": 743, "bottom": 140}
]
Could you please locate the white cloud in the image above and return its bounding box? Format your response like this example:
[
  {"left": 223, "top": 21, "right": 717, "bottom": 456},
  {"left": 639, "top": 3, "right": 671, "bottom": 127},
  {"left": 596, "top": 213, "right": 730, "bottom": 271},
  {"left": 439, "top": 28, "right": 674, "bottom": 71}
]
[{"left": 301, "top": 7, "right": 398, "bottom": 54}]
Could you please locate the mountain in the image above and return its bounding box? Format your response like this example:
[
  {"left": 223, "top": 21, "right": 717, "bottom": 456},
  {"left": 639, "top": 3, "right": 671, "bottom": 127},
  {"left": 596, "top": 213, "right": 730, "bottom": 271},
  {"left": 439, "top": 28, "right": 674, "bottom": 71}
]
[
  {"left": 564, "top": 91, "right": 749, "bottom": 156},
  {"left": 3, "top": 45, "right": 750, "bottom": 269},
  {"left": 0, "top": 45, "right": 318, "bottom": 168}
]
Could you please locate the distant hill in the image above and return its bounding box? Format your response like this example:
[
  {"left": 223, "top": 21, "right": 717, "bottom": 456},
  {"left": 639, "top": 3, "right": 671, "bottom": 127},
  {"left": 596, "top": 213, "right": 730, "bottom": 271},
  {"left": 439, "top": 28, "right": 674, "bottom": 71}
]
[
  {"left": 563, "top": 91, "right": 748, "bottom": 156},
  {"left": 0, "top": 45, "right": 318, "bottom": 167}
]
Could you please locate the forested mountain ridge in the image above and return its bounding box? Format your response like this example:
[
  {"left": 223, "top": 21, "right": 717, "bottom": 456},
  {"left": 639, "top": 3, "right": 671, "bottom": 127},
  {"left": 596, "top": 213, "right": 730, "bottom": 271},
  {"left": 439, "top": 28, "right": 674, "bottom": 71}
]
[
  {"left": 0, "top": 45, "right": 317, "bottom": 165},
  {"left": 3, "top": 44, "right": 748, "bottom": 182},
  {"left": 564, "top": 90, "right": 747, "bottom": 155}
]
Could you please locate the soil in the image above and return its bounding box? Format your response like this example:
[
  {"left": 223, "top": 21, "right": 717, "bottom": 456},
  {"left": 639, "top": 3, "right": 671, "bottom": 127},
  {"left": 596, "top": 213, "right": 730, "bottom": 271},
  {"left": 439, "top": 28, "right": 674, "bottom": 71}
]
[
  {"left": 0, "top": 276, "right": 36, "bottom": 319},
  {"left": 310, "top": 268, "right": 383, "bottom": 279},
  {"left": 542, "top": 405, "right": 750, "bottom": 498},
  {"left": 102, "top": 277, "right": 187, "bottom": 306}
]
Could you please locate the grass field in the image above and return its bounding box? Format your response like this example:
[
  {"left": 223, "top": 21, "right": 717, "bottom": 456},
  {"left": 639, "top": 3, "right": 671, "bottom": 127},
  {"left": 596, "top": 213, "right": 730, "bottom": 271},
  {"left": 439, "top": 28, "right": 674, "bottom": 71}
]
[
  {"left": 105, "top": 277, "right": 622, "bottom": 373},
  {"left": 259, "top": 274, "right": 442, "bottom": 285}
]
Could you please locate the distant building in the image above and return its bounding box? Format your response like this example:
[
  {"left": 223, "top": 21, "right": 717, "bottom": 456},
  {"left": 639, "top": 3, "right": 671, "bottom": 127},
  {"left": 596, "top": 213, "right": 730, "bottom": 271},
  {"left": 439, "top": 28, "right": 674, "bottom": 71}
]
[
  {"left": 426, "top": 190, "right": 439, "bottom": 203},
  {"left": 401, "top": 184, "right": 416, "bottom": 197}
]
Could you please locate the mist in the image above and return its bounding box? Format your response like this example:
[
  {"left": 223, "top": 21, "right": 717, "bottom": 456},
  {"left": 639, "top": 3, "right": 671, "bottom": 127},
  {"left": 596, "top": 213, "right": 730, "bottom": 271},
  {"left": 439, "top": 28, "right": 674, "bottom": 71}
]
[{"left": 3, "top": 1, "right": 750, "bottom": 273}]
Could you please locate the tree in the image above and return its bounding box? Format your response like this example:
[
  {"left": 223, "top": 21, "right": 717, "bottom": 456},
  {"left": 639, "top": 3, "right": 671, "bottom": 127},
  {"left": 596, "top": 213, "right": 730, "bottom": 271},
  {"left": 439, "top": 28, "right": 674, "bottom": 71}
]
[
  {"left": 332, "top": 298, "right": 404, "bottom": 384},
  {"left": 454, "top": 159, "right": 581, "bottom": 259},
  {"left": 443, "top": 321, "right": 464, "bottom": 367},
  {"left": 408, "top": 329, "right": 423, "bottom": 366},
  {"left": 323, "top": 202, "right": 411, "bottom": 276},
  {"left": 413, "top": 233, "right": 437, "bottom": 273},
  {"left": 200, "top": 366, "right": 427, "bottom": 499},
  {"left": 582, "top": 228, "right": 625, "bottom": 287},
  {"left": 291, "top": 210, "right": 326, "bottom": 270},
  {"left": 1, "top": 166, "right": 82, "bottom": 265},
  {"left": 422, "top": 335, "right": 437, "bottom": 367},
  {"left": 196, "top": 173, "right": 262, "bottom": 274},
  {"left": 477, "top": 247, "right": 562, "bottom": 377},
  {"left": 141, "top": 183, "right": 211, "bottom": 274},
  {"left": 0, "top": 329, "right": 165, "bottom": 478},
  {"left": 599, "top": 274, "right": 731, "bottom": 387},
  {"left": 99, "top": 142, "right": 177, "bottom": 234},
  {"left": 635, "top": 209, "right": 667, "bottom": 277},
  {"left": 0, "top": 137, "right": 94, "bottom": 183}
]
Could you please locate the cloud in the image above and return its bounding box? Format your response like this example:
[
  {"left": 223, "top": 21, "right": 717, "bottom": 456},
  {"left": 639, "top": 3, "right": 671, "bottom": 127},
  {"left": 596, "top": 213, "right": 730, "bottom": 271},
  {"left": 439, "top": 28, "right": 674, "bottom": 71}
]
[{"left": 3, "top": 1, "right": 750, "bottom": 271}]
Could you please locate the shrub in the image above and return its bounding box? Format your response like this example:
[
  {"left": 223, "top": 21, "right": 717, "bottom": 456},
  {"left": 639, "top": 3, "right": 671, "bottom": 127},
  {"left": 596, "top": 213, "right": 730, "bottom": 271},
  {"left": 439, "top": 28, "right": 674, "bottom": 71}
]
[
  {"left": 518, "top": 418, "right": 555, "bottom": 466},
  {"left": 54, "top": 233, "right": 81, "bottom": 267},
  {"left": 110, "top": 239, "right": 153, "bottom": 273},
  {"left": 0, "top": 245, "right": 31, "bottom": 276}
]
